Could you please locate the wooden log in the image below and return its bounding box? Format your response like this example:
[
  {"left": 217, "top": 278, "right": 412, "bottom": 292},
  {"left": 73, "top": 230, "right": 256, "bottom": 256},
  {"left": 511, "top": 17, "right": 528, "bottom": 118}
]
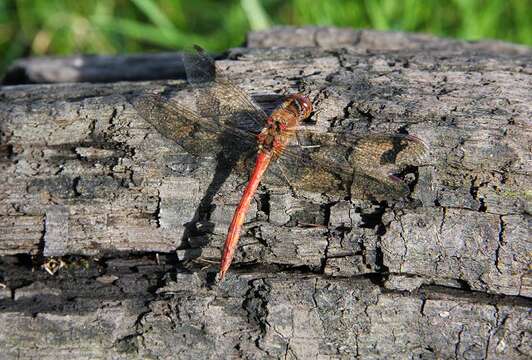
[{"left": 1, "top": 28, "right": 531, "bottom": 358}]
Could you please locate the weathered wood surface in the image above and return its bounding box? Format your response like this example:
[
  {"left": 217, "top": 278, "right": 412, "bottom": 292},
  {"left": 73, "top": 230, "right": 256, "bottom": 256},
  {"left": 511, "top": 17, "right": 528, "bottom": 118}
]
[
  {"left": 1, "top": 28, "right": 531, "bottom": 359},
  {"left": 1, "top": 256, "right": 530, "bottom": 359}
]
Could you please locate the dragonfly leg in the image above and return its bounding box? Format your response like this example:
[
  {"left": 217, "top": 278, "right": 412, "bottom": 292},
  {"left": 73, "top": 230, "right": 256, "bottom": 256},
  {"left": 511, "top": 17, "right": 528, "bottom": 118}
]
[
  {"left": 289, "top": 131, "right": 322, "bottom": 150},
  {"left": 273, "top": 162, "right": 300, "bottom": 198},
  {"left": 285, "top": 125, "right": 304, "bottom": 132},
  {"left": 280, "top": 87, "right": 291, "bottom": 96},
  {"left": 310, "top": 108, "right": 323, "bottom": 121}
]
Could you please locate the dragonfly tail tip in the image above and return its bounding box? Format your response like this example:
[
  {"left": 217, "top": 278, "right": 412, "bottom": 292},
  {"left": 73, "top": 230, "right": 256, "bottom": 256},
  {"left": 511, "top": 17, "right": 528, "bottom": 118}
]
[{"left": 218, "top": 269, "right": 226, "bottom": 282}]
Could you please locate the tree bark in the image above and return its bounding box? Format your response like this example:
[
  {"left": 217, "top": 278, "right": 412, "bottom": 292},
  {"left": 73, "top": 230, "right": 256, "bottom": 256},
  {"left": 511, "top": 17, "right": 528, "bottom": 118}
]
[{"left": 1, "top": 27, "right": 531, "bottom": 359}]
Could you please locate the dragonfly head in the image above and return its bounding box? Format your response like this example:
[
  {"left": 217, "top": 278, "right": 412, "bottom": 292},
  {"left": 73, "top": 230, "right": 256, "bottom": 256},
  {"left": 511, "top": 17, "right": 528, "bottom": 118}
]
[{"left": 287, "top": 94, "right": 313, "bottom": 120}]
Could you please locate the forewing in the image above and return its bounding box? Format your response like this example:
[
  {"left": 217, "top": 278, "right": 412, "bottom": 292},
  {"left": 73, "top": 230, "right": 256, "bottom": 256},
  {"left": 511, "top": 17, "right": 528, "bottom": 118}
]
[
  {"left": 182, "top": 45, "right": 268, "bottom": 132},
  {"left": 127, "top": 92, "right": 256, "bottom": 158},
  {"left": 183, "top": 45, "right": 216, "bottom": 85},
  {"left": 268, "top": 132, "right": 428, "bottom": 200}
]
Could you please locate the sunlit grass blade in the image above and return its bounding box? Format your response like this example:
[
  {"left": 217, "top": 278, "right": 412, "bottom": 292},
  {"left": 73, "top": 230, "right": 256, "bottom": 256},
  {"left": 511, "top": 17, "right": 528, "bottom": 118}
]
[
  {"left": 241, "top": 0, "right": 271, "bottom": 31},
  {"left": 364, "top": 0, "right": 390, "bottom": 30},
  {"left": 131, "top": 0, "right": 176, "bottom": 32}
]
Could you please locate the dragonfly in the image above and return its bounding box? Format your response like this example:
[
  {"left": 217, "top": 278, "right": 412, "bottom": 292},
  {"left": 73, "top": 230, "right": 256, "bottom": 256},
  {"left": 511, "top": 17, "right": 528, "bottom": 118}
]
[{"left": 128, "top": 45, "right": 428, "bottom": 280}]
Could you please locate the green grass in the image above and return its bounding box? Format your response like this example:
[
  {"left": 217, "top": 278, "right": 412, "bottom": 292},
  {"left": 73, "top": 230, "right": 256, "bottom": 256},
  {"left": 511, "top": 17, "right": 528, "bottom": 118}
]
[{"left": 1, "top": 0, "right": 531, "bottom": 76}]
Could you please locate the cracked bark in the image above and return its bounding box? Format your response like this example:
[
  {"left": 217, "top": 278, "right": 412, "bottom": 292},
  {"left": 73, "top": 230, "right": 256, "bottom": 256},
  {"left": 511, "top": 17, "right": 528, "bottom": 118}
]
[{"left": 1, "top": 28, "right": 531, "bottom": 359}]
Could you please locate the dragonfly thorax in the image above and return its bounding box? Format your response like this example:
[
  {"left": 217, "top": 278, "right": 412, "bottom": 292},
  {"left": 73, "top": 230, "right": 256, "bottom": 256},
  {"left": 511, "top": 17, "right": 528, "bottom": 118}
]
[
  {"left": 256, "top": 95, "right": 313, "bottom": 157},
  {"left": 256, "top": 118, "right": 291, "bottom": 157}
]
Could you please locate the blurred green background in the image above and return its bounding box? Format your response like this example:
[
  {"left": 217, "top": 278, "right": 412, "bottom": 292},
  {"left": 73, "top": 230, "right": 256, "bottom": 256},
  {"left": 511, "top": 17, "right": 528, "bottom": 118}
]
[{"left": 1, "top": 0, "right": 531, "bottom": 76}]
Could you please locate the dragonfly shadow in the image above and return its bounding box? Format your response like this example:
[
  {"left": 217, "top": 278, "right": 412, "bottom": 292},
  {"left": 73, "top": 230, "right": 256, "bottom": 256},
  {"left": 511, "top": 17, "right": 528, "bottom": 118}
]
[{"left": 179, "top": 122, "right": 257, "bottom": 266}]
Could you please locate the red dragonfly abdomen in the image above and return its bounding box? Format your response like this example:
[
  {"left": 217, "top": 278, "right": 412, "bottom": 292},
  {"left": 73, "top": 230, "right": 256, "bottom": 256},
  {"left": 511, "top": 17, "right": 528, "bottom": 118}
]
[{"left": 219, "top": 150, "right": 273, "bottom": 280}]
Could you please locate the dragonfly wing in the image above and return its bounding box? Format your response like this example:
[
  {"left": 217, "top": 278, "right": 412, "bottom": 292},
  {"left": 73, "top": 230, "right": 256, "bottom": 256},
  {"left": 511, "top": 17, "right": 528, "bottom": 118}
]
[
  {"left": 182, "top": 45, "right": 269, "bottom": 132},
  {"left": 346, "top": 133, "right": 428, "bottom": 170},
  {"left": 266, "top": 154, "right": 350, "bottom": 194},
  {"left": 350, "top": 170, "right": 411, "bottom": 201},
  {"left": 127, "top": 92, "right": 257, "bottom": 158},
  {"left": 183, "top": 45, "right": 216, "bottom": 85},
  {"left": 270, "top": 132, "right": 428, "bottom": 200}
]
